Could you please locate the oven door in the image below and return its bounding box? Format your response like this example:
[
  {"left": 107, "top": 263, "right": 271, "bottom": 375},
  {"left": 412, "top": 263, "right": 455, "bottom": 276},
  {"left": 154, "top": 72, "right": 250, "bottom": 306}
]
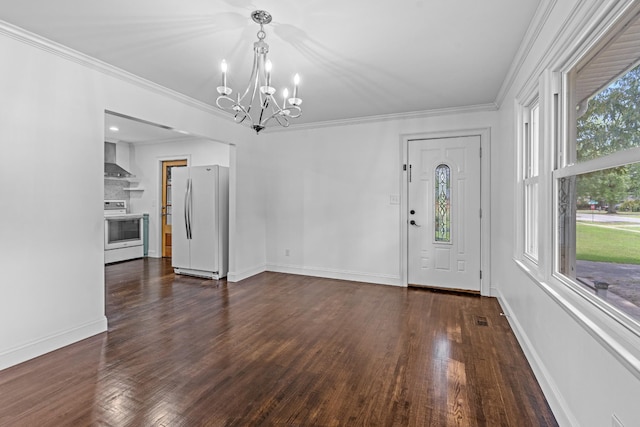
[{"left": 104, "top": 216, "right": 143, "bottom": 250}]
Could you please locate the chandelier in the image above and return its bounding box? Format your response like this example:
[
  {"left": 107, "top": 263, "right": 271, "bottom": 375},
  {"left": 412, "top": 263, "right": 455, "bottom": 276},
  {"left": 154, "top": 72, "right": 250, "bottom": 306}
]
[{"left": 216, "top": 10, "right": 302, "bottom": 134}]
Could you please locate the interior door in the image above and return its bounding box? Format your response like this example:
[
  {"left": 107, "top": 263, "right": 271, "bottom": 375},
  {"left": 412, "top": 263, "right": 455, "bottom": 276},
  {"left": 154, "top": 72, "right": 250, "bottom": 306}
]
[
  {"left": 161, "top": 159, "right": 187, "bottom": 257},
  {"left": 408, "top": 136, "right": 481, "bottom": 292}
]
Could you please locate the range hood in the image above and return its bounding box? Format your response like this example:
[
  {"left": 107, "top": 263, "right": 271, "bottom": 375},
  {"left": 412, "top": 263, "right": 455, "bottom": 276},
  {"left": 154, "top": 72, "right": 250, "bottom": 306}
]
[{"left": 104, "top": 142, "right": 133, "bottom": 178}]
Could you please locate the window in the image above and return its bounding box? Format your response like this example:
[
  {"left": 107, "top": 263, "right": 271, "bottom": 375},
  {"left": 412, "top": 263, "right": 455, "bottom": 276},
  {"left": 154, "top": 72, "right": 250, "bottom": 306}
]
[
  {"left": 524, "top": 103, "right": 540, "bottom": 261},
  {"left": 434, "top": 164, "right": 451, "bottom": 242},
  {"left": 556, "top": 11, "right": 640, "bottom": 323}
]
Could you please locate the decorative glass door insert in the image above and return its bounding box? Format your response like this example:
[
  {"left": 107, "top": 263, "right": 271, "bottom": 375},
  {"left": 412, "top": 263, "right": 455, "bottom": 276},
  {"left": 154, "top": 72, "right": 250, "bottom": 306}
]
[{"left": 435, "top": 164, "right": 451, "bottom": 242}]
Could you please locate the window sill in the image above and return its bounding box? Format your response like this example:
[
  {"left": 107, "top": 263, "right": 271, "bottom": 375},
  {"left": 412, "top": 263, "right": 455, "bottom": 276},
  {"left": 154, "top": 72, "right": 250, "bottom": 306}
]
[{"left": 514, "top": 258, "right": 640, "bottom": 380}]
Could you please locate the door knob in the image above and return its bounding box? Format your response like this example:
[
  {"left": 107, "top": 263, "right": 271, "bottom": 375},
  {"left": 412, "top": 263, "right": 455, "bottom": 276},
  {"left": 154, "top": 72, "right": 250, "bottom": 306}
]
[{"left": 410, "top": 220, "right": 421, "bottom": 227}]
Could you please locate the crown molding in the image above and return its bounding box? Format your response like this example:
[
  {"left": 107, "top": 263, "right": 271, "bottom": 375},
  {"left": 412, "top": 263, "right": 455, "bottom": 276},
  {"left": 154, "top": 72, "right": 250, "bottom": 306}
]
[
  {"left": 0, "top": 19, "right": 497, "bottom": 135},
  {"left": 494, "top": 0, "right": 558, "bottom": 108},
  {"left": 500, "top": 0, "right": 638, "bottom": 108},
  {"left": 0, "top": 19, "right": 228, "bottom": 120},
  {"left": 266, "top": 103, "right": 499, "bottom": 133}
]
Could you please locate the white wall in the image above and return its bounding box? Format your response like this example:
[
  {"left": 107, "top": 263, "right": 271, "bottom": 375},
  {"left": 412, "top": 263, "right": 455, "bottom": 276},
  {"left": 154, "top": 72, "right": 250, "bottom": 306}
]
[
  {"left": 127, "top": 138, "right": 230, "bottom": 258},
  {"left": 262, "top": 111, "right": 496, "bottom": 286},
  {"left": 0, "top": 23, "right": 265, "bottom": 370},
  {"left": 227, "top": 135, "right": 267, "bottom": 282},
  {"left": 491, "top": 1, "right": 640, "bottom": 426}
]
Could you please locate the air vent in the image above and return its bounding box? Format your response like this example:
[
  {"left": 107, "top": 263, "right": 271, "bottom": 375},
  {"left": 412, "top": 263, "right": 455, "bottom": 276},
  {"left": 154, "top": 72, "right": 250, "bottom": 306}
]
[{"left": 475, "top": 316, "right": 489, "bottom": 326}]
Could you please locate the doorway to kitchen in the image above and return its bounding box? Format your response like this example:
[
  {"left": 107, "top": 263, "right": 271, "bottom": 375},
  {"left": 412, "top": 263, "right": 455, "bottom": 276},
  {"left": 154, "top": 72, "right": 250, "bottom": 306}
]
[{"left": 162, "top": 159, "right": 188, "bottom": 258}]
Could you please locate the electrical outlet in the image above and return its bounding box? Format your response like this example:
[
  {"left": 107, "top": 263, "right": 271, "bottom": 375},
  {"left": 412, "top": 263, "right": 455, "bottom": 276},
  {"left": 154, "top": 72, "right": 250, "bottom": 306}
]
[
  {"left": 285, "top": 249, "right": 290, "bottom": 256},
  {"left": 389, "top": 195, "right": 400, "bottom": 205},
  {"left": 612, "top": 414, "right": 624, "bottom": 427}
]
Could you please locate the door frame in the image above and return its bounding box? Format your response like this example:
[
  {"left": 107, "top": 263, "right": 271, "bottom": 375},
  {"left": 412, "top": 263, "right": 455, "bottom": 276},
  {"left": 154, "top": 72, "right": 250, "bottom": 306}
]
[
  {"left": 161, "top": 158, "right": 189, "bottom": 257},
  {"left": 400, "top": 128, "right": 492, "bottom": 296},
  {"left": 156, "top": 155, "right": 191, "bottom": 258}
]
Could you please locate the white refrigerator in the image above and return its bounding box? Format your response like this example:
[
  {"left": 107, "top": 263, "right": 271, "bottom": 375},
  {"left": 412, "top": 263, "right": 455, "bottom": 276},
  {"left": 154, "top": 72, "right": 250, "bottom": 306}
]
[{"left": 172, "top": 165, "right": 229, "bottom": 279}]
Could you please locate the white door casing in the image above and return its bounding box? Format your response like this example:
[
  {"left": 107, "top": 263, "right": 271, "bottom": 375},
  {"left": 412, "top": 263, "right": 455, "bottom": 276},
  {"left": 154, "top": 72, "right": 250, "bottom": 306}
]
[{"left": 407, "top": 136, "right": 481, "bottom": 292}]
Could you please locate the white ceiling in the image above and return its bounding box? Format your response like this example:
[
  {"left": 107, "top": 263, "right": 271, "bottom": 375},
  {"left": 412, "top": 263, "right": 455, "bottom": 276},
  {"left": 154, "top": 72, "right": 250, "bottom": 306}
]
[{"left": 0, "top": 0, "right": 540, "bottom": 128}]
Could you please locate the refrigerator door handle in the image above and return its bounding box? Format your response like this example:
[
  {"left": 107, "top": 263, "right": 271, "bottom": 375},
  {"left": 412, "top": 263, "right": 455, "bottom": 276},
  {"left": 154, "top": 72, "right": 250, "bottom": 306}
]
[
  {"left": 185, "top": 178, "right": 192, "bottom": 240},
  {"left": 188, "top": 178, "right": 193, "bottom": 240}
]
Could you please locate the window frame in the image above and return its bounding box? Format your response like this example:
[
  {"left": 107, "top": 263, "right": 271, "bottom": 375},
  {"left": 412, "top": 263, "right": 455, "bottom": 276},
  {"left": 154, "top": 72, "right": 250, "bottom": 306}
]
[
  {"left": 516, "top": 87, "right": 543, "bottom": 270},
  {"left": 523, "top": 102, "right": 540, "bottom": 262},
  {"left": 512, "top": 0, "right": 640, "bottom": 381},
  {"left": 553, "top": 81, "right": 640, "bottom": 333},
  {"left": 550, "top": 19, "right": 640, "bottom": 346}
]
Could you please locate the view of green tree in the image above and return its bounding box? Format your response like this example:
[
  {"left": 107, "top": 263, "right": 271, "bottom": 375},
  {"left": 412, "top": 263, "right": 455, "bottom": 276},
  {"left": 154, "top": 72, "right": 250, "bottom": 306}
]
[
  {"left": 576, "top": 166, "right": 629, "bottom": 211},
  {"left": 576, "top": 64, "right": 640, "bottom": 211}
]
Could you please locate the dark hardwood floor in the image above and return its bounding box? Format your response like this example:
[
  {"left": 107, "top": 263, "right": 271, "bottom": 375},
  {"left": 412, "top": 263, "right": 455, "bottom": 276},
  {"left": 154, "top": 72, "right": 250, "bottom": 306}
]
[{"left": 0, "top": 258, "right": 557, "bottom": 426}]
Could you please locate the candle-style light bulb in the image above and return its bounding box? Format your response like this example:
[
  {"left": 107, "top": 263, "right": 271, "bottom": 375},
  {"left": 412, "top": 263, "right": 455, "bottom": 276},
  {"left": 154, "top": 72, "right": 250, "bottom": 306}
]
[
  {"left": 293, "top": 73, "right": 300, "bottom": 98},
  {"left": 221, "top": 60, "right": 228, "bottom": 88},
  {"left": 282, "top": 88, "right": 289, "bottom": 107},
  {"left": 265, "top": 60, "right": 272, "bottom": 87}
]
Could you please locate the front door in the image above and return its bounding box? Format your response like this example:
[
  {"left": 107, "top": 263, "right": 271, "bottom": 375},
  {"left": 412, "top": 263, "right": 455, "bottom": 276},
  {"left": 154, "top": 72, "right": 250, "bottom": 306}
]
[
  {"left": 161, "top": 159, "right": 187, "bottom": 257},
  {"left": 408, "top": 136, "right": 481, "bottom": 292}
]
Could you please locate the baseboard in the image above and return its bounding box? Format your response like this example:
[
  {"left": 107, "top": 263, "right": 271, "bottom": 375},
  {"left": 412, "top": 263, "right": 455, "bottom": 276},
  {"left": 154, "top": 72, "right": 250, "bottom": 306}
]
[
  {"left": 227, "top": 263, "right": 267, "bottom": 283},
  {"left": 266, "top": 263, "right": 402, "bottom": 287},
  {"left": 0, "top": 316, "right": 108, "bottom": 372},
  {"left": 496, "top": 290, "right": 578, "bottom": 427}
]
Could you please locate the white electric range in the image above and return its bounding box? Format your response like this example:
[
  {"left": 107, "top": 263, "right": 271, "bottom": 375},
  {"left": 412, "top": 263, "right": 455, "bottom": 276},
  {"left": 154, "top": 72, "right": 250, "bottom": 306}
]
[{"left": 104, "top": 200, "right": 144, "bottom": 264}]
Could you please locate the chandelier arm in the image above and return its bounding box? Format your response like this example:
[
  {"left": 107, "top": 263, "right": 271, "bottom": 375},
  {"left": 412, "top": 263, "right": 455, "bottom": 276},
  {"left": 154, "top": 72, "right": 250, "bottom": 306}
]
[
  {"left": 270, "top": 98, "right": 282, "bottom": 113},
  {"left": 243, "top": 60, "right": 265, "bottom": 128},
  {"left": 274, "top": 114, "right": 291, "bottom": 128},
  {"left": 215, "top": 94, "right": 234, "bottom": 110},
  {"left": 232, "top": 103, "right": 249, "bottom": 124},
  {"left": 267, "top": 93, "right": 284, "bottom": 115},
  {"left": 256, "top": 71, "right": 267, "bottom": 124},
  {"left": 237, "top": 49, "right": 260, "bottom": 105},
  {"left": 216, "top": 94, "right": 249, "bottom": 124},
  {"left": 261, "top": 105, "right": 293, "bottom": 128},
  {"left": 256, "top": 95, "right": 276, "bottom": 127},
  {"left": 258, "top": 96, "right": 271, "bottom": 126},
  {"left": 285, "top": 105, "right": 302, "bottom": 119}
]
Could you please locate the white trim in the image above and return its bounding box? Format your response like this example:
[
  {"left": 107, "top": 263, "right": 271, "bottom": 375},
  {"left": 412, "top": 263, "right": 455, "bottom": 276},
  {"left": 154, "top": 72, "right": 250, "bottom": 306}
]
[
  {"left": 227, "top": 263, "right": 267, "bottom": 283},
  {"left": 496, "top": 288, "right": 579, "bottom": 427},
  {"left": 552, "top": 271, "right": 640, "bottom": 341},
  {"left": 266, "top": 104, "right": 498, "bottom": 134},
  {"left": 508, "top": 0, "right": 640, "bottom": 391},
  {"left": 553, "top": 146, "right": 640, "bottom": 179},
  {"left": 0, "top": 20, "right": 226, "bottom": 120},
  {"left": 515, "top": 260, "right": 640, "bottom": 380},
  {"left": 549, "top": 1, "right": 638, "bottom": 74},
  {"left": 512, "top": 1, "right": 622, "bottom": 113},
  {"left": 0, "top": 317, "right": 107, "bottom": 371},
  {"left": 496, "top": 0, "right": 559, "bottom": 107},
  {"left": 0, "top": 21, "right": 500, "bottom": 134},
  {"left": 266, "top": 263, "right": 402, "bottom": 287},
  {"left": 400, "top": 127, "right": 491, "bottom": 296}
]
